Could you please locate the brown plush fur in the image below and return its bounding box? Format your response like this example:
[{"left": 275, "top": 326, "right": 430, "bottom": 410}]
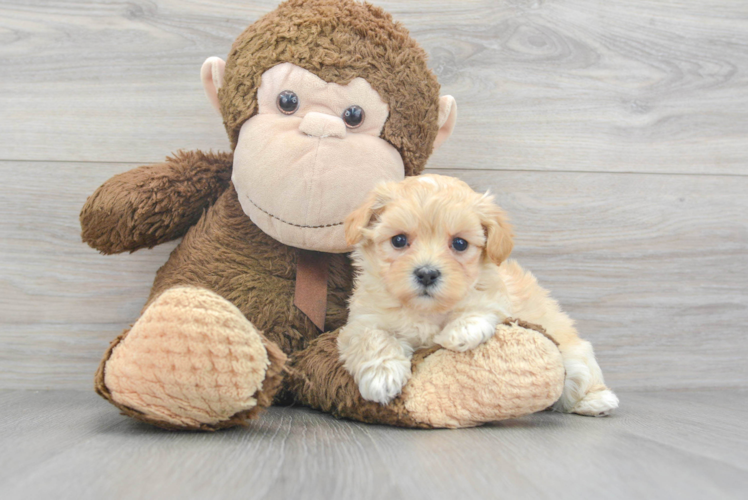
[
  {"left": 81, "top": 150, "right": 233, "bottom": 254},
  {"left": 219, "top": 0, "right": 441, "bottom": 176},
  {"left": 145, "top": 185, "right": 353, "bottom": 356}
]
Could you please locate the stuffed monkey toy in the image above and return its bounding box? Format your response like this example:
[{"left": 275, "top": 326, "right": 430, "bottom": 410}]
[{"left": 81, "top": 0, "right": 565, "bottom": 430}]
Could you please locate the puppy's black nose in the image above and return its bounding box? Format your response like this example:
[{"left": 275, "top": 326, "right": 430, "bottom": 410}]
[{"left": 414, "top": 267, "right": 441, "bottom": 287}]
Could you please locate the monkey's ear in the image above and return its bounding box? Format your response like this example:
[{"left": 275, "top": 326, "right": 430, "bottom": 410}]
[
  {"left": 201, "top": 57, "right": 226, "bottom": 114},
  {"left": 433, "top": 95, "right": 457, "bottom": 150},
  {"left": 344, "top": 183, "right": 396, "bottom": 246}
]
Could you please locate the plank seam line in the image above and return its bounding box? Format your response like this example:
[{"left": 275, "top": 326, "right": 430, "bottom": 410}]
[{"left": 1, "top": 159, "right": 746, "bottom": 178}]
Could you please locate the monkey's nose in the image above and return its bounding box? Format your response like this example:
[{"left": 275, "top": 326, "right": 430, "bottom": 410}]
[
  {"left": 414, "top": 267, "right": 441, "bottom": 287},
  {"left": 299, "top": 112, "right": 346, "bottom": 139}
]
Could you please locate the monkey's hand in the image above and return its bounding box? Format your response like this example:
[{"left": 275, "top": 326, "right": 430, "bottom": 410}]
[{"left": 80, "top": 150, "right": 233, "bottom": 254}]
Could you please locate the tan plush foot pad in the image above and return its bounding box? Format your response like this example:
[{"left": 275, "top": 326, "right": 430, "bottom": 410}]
[
  {"left": 401, "top": 320, "right": 565, "bottom": 428},
  {"left": 95, "top": 286, "right": 286, "bottom": 430}
]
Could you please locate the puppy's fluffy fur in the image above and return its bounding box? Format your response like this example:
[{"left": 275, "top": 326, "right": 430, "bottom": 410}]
[{"left": 338, "top": 174, "right": 619, "bottom": 416}]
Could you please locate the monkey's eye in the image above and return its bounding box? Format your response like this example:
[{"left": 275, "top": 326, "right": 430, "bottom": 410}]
[
  {"left": 342, "top": 105, "right": 365, "bottom": 128},
  {"left": 452, "top": 237, "right": 468, "bottom": 252},
  {"left": 277, "top": 90, "right": 299, "bottom": 115},
  {"left": 391, "top": 234, "right": 408, "bottom": 249}
]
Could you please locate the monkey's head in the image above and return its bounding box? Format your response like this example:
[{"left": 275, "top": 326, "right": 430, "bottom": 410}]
[{"left": 200, "top": 0, "right": 457, "bottom": 252}]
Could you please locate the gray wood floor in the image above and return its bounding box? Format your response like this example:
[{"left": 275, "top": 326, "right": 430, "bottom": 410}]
[{"left": 1, "top": 389, "right": 746, "bottom": 500}]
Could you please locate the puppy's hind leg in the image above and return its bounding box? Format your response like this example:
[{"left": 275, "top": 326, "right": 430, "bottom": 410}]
[
  {"left": 554, "top": 341, "right": 619, "bottom": 416},
  {"left": 500, "top": 260, "right": 619, "bottom": 417}
]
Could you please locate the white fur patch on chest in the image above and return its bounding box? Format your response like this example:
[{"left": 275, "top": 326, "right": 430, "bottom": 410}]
[{"left": 387, "top": 310, "right": 450, "bottom": 350}]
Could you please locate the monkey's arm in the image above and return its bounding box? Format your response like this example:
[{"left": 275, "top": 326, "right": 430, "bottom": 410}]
[{"left": 80, "top": 150, "right": 233, "bottom": 254}]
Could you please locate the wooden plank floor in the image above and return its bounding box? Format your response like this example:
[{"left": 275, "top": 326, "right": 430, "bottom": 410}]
[{"left": 0, "top": 389, "right": 746, "bottom": 500}]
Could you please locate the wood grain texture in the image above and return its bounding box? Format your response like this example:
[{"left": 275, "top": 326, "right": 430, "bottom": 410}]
[
  {"left": 452, "top": 168, "right": 748, "bottom": 391},
  {"left": 1, "top": 0, "right": 748, "bottom": 174},
  {"left": 1, "top": 389, "right": 746, "bottom": 499},
  {"left": 1, "top": 161, "right": 746, "bottom": 390}
]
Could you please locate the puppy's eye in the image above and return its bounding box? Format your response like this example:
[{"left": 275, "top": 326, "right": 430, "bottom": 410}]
[
  {"left": 277, "top": 90, "right": 299, "bottom": 114},
  {"left": 342, "top": 105, "right": 365, "bottom": 128},
  {"left": 391, "top": 234, "right": 408, "bottom": 249},
  {"left": 452, "top": 237, "right": 468, "bottom": 252}
]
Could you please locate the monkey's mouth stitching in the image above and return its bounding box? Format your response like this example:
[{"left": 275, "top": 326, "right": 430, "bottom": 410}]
[{"left": 242, "top": 193, "right": 344, "bottom": 229}]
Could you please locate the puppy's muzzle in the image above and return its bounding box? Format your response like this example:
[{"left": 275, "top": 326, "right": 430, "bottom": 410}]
[{"left": 414, "top": 266, "right": 441, "bottom": 288}]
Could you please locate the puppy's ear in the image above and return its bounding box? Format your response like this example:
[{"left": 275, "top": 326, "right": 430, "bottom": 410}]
[
  {"left": 477, "top": 194, "right": 514, "bottom": 265},
  {"left": 344, "top": 183, "right": 396, "bottom": 246}
]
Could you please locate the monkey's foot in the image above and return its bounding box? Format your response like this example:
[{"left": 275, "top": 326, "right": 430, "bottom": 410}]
[
  {"left": 399, "top": 320, "right": 565, "bottom": 427},
  {"left": 96, "top": 286, "right": 286, "bottom": 430},
  {"left": 289, "top": 320, "right": 564, "bottom": 428}
]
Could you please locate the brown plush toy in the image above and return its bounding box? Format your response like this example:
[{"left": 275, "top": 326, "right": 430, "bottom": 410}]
[{"left": 81, "top": 0, "right": 565, "bottom": 430}]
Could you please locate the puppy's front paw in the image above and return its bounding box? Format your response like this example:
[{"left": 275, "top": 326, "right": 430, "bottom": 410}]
[
  {"left": 435, "top": 316, "right": 498, "bottom": 352},
  {"left": 357, "top": 358, "right": 411, "bottom": 405}
]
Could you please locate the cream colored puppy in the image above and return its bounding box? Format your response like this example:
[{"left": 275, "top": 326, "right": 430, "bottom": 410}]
[{"left": 338, "top": 174, "right": 619, "bottom": 417}]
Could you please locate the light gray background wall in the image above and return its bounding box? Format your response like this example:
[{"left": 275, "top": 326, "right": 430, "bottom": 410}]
[{"left": 2, "top": 0, "right": 747, "bottom": 391}]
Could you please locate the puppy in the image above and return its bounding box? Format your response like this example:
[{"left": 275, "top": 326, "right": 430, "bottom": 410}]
[{"left": 338, "top": 174, "right": 619, "bottom": 417}]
